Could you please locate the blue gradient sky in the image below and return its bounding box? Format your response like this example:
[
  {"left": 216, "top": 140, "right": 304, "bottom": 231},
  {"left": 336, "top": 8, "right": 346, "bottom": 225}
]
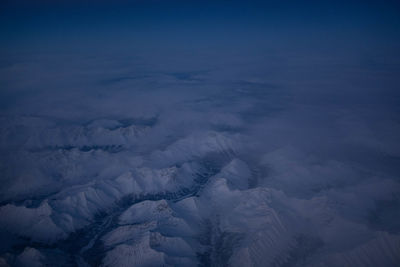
[{"left": 1, "top": 1, "right": 400, "bottom": 53}]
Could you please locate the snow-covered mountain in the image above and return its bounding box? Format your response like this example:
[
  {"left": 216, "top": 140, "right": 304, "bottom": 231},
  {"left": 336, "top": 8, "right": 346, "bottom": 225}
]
[{"left": 1, "top": 40, "right": 399, "bottom": 266}]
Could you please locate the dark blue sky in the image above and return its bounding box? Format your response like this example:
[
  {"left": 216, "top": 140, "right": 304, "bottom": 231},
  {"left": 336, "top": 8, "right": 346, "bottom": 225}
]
[{"left": 1, "top": 0, "right": 400, "bottom": 54}]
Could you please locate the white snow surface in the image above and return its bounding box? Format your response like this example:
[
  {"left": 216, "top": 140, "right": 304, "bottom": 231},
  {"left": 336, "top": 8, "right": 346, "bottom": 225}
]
[{"left": 1, "top": 52, "right": 399, "bottom": 266}]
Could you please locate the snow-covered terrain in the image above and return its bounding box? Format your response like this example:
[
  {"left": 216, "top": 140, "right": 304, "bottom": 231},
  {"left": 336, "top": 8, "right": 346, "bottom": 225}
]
[{"left": 0, "top": 41, "right": 400, "bottom": 266}]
